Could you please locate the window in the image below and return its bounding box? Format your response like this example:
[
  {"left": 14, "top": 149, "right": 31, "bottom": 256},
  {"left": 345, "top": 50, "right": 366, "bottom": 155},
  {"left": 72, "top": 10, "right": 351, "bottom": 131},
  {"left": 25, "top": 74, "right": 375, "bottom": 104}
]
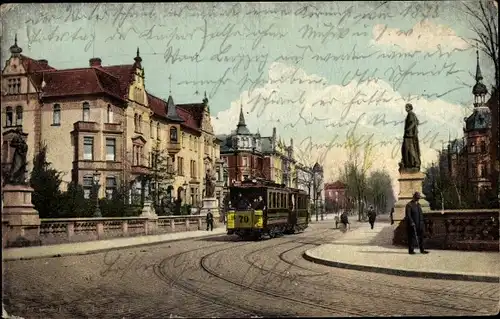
[
  {"left": 481, "top": 141, "right": 487, "bottom": 153},
  {"left": 5, "top": 107, "right": 13, "bottom": 126},
  {"left": 134, "top": 114, "right": 138, "bottom": 131},
  {"left": 242, "top": 156, "right": 248, "bottom": 167},
  {"left": 83, "top": 137, "right": 94, "bottom": 160},
  {"left": 15, "top": 106, "right": 23, "bottom": 126},
  {"left": 7, "top": 78, "right": 21, "bottom": 94},
  {"left": 190, "top": 160, "right": 197, "bottom": 178},
  {"left": 82, "top": 102, "right": 90, "bottom": 121},
  {"left": 150, "top": 120, "right": 154, "bottom": 138},
  {"left": 181, "top": 133, "right": 185, "bottom": 147},
  {"left": 177, "top": 157, "right": 184, "bottom": 175},
  {"left": 83, "top": 175, "right": 94, "bottom": 199},
  {"left": 243, "top": 174, "right": 248, "bottom": 181},
  {"left": 107, "top": 105, "right": 113, "bottom": 123},
  {"left": 156, "top": 123, "right": 160, "bottom": 140},
  {"left": 133, "top": 145, "right": 143, "bottom": 166},
  {"left": 105, "top": 176, "right": 117, "bottom": 199},
  {"left": 53, "top": 104, "right": 61, "bottom": 125},
  {"left": 106, "top": 138, "right": 116, "bottom": 161},
  {"left": 138, "top": 115, "right": 142, "bottom": 133},
  {"left": 170, "top": 127, "right": 178, "bottom": 142}
]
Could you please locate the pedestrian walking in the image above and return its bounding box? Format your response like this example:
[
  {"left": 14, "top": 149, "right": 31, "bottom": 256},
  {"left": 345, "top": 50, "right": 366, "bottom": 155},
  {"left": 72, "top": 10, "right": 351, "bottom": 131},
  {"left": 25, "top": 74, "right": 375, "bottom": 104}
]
[
  {"left": 390, "top": 206, "right": 395, "bottom": 225},
  {"left": 206, "top": 209, "right": 214, "bottom": 231},
  {"left": 368, "top": 205, "right": 377, "bottom": 229},
  {"left": 405, "top": 192, "right": 429, "bottom": 255}
]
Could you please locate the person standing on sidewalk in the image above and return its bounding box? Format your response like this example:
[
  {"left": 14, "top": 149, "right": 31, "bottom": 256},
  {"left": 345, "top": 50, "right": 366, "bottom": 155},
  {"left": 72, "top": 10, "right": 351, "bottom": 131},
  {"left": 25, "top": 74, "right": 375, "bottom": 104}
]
[
  {"left": 368, "top": 206, "right": 377, "bottom": 229},
  {"left": 206, "top": 209, "right": 214, "bottom": 231},
  {"left": 405, "top": 192, "right": 429, "bottom": 255}
]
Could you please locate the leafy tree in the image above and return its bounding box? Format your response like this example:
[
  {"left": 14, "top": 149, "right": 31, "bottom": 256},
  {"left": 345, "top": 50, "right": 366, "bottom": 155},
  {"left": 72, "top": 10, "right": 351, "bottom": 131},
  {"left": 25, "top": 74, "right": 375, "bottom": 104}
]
[
  {"left": 29, "top": 144, "right": 64, "bottom": 218},
  {"left": 366, "top": 169, "right": 395, "bottom": 213},
  {"left": 59, "top": 182, "right": 91, "bottom": 217},
  {"left": 339, "top": 133, "right": 375, "bottom": 221},
  {"left": 148, "top": 141, "right": 176, "bottom": 207}
]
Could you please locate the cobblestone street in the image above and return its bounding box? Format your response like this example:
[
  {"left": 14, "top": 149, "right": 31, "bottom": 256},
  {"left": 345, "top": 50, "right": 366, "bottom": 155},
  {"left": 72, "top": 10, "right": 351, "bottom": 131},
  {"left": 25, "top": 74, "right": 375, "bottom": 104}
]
[{"left": 3, "top": 222, "right": 499, "bottom": 318}]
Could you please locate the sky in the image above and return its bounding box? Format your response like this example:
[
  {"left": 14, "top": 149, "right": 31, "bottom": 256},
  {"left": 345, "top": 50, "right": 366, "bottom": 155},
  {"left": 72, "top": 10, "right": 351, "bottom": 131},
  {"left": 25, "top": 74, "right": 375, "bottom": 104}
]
[{"left": 1, "top": 2, "right": 497, "bottom": 194}]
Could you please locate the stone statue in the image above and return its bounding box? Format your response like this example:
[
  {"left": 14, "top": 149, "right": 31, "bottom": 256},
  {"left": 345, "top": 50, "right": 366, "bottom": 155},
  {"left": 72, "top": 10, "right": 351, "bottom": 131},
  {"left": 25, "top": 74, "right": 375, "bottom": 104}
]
[
  {"left": 205, "top": 169, "right": 216, "bottom": 198},
  {"left": 400, "top": 103, "right": 421, "bottom": 171},
  {"left": 7, "top": 132, "right": 28, "bottom": 185}
]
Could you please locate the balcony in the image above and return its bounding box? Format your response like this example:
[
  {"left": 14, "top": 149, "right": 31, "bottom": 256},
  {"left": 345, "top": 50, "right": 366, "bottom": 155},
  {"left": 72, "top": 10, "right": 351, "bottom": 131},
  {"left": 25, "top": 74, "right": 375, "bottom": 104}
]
[
  {"left": 73, "top": 161, "right": 122, "bottom": 171},
  {"left": 103, "top": 123, "right": 123, "bottom": 134},
  {"left": 131, "top": 165, "right": 150, "bottom": 175},
  {"left": 74, "top": 121, "right": 99, "bottom": 132},
  {"left": 167, "top": 141, "right": 182, "bottom": 154}
]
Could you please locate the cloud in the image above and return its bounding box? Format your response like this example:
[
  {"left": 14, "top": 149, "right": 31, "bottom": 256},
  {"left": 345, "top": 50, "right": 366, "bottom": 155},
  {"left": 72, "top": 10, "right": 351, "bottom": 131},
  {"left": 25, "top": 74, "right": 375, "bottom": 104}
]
[
  {"left": 212, "top": 62, "right": 468, "bottom": 197},
  {"left": 371, "top": 19, "right": 471, "bottom": 53}
]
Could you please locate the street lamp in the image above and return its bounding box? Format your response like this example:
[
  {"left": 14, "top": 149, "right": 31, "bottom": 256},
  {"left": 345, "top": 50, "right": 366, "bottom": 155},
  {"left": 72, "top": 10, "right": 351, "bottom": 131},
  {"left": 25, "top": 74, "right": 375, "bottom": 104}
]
[
  {"left": 312, "top": 162, "right": 321, "bottom": 222},
  {"left": 93, "top": 171, "right": 102, "bottom": 217}
]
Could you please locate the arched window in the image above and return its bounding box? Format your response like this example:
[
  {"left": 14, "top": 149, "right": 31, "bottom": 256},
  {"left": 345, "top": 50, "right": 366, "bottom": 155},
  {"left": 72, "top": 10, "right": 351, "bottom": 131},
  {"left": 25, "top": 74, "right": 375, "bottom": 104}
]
[
  {"left": 156, "top": 123, "right": 160, "bottom": 139},
  {"left": 134, "top": 114, "right": 138, "bottom": 131},
  {"left": 5, "top": 106, "right": 13, "bottom": 126},
  {"left": 150, "top": 120, "right": 154, "bottom": 138},
  {"left": 138, "top": 115, "right": 142, "bottom": 133},
  {"left": 15, "top": 106, "right": 23, "bottom": 126},
  {"left": 53, "top": 104, "right": 61, "bottom": 125},
  {"left": 170, "top": 127, "right": 178, "bottom": 142},
  {"left": 82, "top": 102, "right": 90, "bottom": 121},
  {"left": 107, "top": 105, "right": 113, "bottom": 123}
]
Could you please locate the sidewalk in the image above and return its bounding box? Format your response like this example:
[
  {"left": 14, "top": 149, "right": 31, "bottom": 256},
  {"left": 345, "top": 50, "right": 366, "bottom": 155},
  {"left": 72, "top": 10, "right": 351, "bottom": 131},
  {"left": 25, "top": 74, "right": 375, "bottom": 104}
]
[
  {"left": 2, "top": 227, "right": 227, "bottom": 261},
  {"left": 304, "top": 222, "right": 500, "bottom": 283}
]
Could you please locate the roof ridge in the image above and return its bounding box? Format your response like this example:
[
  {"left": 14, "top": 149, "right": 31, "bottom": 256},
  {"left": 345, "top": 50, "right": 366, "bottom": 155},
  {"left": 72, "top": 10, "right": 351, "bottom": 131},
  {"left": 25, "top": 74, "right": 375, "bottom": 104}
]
[{"left": 92, "top": 68, "right": 106, "bottom": 93}]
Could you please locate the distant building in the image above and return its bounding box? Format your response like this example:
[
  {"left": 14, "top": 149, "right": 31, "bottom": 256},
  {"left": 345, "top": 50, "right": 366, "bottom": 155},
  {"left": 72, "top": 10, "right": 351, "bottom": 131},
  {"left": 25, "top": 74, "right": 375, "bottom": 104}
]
[
  {"left": 218, "top": 105, "right": 265, "bottom": 185},
  {"left": 261, "top": 127, "right": 297, "bottom": 189},
  {"left": 463, "top": 50, "right": 493, "bottom": 193},
  {"left": 324, "top": 181, "right": 348, "bottom": 211}
]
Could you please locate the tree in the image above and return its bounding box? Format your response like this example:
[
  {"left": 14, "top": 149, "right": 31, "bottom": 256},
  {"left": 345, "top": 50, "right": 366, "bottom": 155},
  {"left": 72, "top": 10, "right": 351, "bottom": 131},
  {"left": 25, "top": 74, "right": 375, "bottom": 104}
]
[
  {"left": 29, "top": 144, "right": 64, "bottom": 218},
  {"left": 149, "top": 141, "right": 176, "bottom": 212},
  {"left": 59, "top": 182, "right": 92, "bottom": 217},
  {"left": 462, "top": 0, "right": 499, "bottom": 90},
  {"left": 366, "top": 169, "right": 395, "bottom": 213},
  {"left": 339, "top": 133, "right": 375, "bottom": 221}
]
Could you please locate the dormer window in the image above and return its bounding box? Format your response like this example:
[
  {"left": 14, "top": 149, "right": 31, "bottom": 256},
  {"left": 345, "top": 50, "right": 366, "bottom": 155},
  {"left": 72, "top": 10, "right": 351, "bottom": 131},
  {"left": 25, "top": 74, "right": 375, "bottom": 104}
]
[{"left": 82, "top": 102, "right": 90, "bottom": 121}]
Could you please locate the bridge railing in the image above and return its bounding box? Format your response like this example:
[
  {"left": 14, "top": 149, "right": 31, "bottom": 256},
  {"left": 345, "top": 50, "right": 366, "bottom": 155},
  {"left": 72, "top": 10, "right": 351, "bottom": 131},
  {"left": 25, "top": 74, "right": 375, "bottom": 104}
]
[{"left": 38, "top": 215, "right": 208, "bottom": 246}]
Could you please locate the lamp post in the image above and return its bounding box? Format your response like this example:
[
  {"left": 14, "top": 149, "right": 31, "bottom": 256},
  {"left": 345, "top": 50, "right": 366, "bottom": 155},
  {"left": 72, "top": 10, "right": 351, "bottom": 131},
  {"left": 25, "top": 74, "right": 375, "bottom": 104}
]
[
  {"left": 183, "top": 181, "right": 188, "bottom": 214},
  {"left": 93, "top": 171, "right": 102, "bottom": 217},
  {"left": 312, "top": 162, "right": 321, "bottom": 222}
]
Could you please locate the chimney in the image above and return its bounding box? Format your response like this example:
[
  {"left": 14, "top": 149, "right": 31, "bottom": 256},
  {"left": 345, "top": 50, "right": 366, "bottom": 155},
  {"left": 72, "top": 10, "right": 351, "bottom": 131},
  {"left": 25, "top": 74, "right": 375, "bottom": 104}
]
[
  {"left": 37, "top": 59, "right": 48, "bottom": 67},
  {"left": 290, "top": 138, "right": 293, "bottom": 148},
  {"left": 272, "top": 127, "right": 276, "bottom": 139},
  {"left": 89, "top": 58, "right": 102, "bottom": 67}
]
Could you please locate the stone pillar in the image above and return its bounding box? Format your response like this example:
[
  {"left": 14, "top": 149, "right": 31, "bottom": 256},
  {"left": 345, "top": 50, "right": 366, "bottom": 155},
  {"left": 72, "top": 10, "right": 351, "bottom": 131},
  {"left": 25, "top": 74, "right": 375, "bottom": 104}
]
[
  {"left": 140, "top": 200, "right": 158, "bottom": 235},
  {"left": 2, "top": 184, "right": 41, "bottom": 247},
  {"left": 392, "top": 170, "right": 430, "bottom": 246}
]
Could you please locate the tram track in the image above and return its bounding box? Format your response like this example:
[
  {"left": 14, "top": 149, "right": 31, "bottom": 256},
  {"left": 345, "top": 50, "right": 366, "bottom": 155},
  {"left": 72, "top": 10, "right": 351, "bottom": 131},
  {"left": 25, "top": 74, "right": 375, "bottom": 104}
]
[{"left": 200, "top": 229, "right": 367, "bottom": 317}]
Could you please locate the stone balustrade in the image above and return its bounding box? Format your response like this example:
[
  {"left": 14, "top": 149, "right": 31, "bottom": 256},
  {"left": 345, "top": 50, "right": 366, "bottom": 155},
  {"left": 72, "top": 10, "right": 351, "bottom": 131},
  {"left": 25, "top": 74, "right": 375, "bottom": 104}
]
[
  {"left": 393, "top": 209, "right": 499, "bottom": 252},
  {"left": 37, "top": 215, "right": 208, "bottom": 246}
]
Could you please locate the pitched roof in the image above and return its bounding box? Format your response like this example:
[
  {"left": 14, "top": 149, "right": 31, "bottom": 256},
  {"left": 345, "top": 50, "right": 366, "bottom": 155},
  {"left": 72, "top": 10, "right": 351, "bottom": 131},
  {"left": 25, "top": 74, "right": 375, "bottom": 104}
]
[
  {"left": 177, "top": 103, "right": 204, "bottom": 127},
  {"left": 20, "top": 55, "right": 57, "bottom": 72},
  {"left": 177, "top": 107, "right": 200, "bottom": 132},
  {"left": 324, "top": 181, "right": 346, "bottom": 190}
]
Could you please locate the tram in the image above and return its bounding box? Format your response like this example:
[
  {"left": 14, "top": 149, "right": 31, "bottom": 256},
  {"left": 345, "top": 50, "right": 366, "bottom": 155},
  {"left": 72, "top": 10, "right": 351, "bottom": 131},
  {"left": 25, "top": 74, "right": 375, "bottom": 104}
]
[{"left": 226, "top": 179, "right": 309, "bottom": 239}]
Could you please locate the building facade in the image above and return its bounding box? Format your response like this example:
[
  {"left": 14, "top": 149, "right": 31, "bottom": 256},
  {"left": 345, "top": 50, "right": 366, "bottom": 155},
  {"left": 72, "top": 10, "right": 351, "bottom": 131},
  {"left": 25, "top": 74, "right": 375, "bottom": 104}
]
[
  {"left": 1, "top": 38, "right": 222, "bottom": 207},
  {"left": 324, "top": 181, "right": 348, "bottom": 212},
  {"left": 261, "top": 127, "right": 297, "bottom": 188}
]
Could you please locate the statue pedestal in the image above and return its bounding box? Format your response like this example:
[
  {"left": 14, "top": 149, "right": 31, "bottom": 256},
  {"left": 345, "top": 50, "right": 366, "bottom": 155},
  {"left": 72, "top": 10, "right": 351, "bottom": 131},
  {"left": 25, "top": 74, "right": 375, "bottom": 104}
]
[
  {"left": 200, "top": 197, "right": 220, "bottom": 218},
  {"left": 392, "top": 170, "right": 430, "bottom": 246},
  {"left": 140, "top": 200, "right": 157, "bottom": 218},
  {"left": 2, "top": 184, "right": 41, "bottom": 248}
]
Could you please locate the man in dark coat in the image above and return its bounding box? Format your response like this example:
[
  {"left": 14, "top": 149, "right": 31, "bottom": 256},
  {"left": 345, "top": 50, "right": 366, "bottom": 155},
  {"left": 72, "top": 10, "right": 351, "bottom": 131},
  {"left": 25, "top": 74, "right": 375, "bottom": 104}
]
[
  {"left": 206, "top": 209, "right": 214, "bottom": 231},
  {"left": 405, "top": 192, "right": 429, "bottom": 255},
  {"left": 390, "top": 207, "right": 395, "bottom": 225},
  {"left": 236, "top": 193, "right": 250, "bottom": 210},
  {"left": 368, "top": 206, "right": 377, "bottom": 229}
]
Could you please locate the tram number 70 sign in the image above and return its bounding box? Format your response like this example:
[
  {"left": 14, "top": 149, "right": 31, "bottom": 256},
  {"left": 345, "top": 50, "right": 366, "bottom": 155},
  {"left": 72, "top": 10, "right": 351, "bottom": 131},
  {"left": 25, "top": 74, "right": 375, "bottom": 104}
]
[{"left": 238, "top": 215, "right": 250, "bottom": 223}]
